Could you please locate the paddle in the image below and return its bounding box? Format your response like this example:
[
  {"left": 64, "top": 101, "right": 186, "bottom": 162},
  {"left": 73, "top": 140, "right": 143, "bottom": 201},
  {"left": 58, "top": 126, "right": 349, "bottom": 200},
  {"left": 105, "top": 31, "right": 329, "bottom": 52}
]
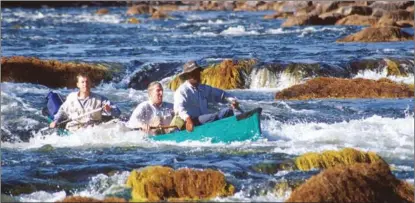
[
  {"left": 149, "top": 125, "right": 177, "bottom": 130},
  {"left": 39, "top": 107, "right": 104, "bottom": 132}
]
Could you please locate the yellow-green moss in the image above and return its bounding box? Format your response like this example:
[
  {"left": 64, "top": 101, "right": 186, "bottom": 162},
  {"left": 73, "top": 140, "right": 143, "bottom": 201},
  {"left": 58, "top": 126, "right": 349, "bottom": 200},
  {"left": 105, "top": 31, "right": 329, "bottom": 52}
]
[
  {"left": 294, "top": 148, "right": 384, "bottom": 171},
  {"left": 126, "top": 166, "right": 235, "bottom": 202},
  {"left": 168, "top": 59, "right": 256, "bottom": 91},
  {"left": 126, "top": 166, "right": 175, "bottom": 202},
  {"left": 385, "top": 58, "right": 407, "bottom": 77}
]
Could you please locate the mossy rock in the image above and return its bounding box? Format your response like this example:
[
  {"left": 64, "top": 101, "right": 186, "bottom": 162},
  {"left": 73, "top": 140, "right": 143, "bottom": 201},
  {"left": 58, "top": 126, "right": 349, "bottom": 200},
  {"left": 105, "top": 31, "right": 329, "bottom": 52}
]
[
  {"left": 126, "top": 166, "right": 235, "bottom": 201},
  {"left": 293, "top": 148, "right": 385, "bottom": 171},
  {"left": 1, "top": 56, "right": 113, "bottom": 88},
  {"left": 275, "top": 77, "right": 414, "bottom": 100},
  {"left": 385, "top": 58, "right": 408, "bottom": 77},
  {"left": 286, "top": 161, "right": 415, "bottom": 202},
  {"left": 168, "top": 59, "right": 256, "bottom": 91}
]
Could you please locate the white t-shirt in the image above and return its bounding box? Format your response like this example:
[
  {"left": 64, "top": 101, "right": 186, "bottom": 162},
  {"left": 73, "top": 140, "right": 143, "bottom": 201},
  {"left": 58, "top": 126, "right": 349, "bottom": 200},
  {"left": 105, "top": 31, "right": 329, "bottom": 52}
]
[{"left": 126, "top": 101, "right": 174, "bottom": 129}]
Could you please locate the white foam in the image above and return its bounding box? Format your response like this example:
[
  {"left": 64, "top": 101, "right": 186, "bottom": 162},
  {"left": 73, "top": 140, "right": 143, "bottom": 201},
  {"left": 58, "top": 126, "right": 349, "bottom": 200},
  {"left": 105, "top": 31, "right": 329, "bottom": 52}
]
[
  {"left": 249, "top": 69, "right": 305, "bottom": 90},
  {"left": 266, "top": 114, "right": 414, "bottom": 161},
  {"left": 18, "top": 191, "right": 67, "bottom": 202},
  {"left": 74, "top": 171, "right": 131, "bottom": 199},
  {"left": 220, "top": 25, "right": 260, "bottom": 36},
  {"left": 354, "top": 68, "right": 414, "bottom": 85},
  {"left": 266, "top": 27, "right": 346, "bottom": 36}
]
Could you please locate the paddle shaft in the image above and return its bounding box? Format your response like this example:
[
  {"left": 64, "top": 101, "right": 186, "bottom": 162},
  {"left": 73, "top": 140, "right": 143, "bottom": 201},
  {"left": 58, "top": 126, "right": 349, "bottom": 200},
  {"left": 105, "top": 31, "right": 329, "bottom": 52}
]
[
  {"left": 149, "top": 125, "right": 177, "bottom": 130},
  {"left": 57, "top": 107, "right": 104, "bottom": 125},
  {"left": 40, "top": 107, "right": 104, "bottom": 132}
]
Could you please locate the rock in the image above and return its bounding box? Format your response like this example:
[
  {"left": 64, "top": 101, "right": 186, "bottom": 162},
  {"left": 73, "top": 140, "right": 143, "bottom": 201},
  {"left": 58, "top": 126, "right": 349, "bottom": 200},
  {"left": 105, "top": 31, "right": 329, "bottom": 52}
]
[
  {"left": 396, "top": 20, "right": 414, "bottom": 27},
  {"left": 274, "top": 179, "right": 304, "bottom": 198},
  {"left": 348, "top": 58, "right": 413, "bottom": 76},
  {"left": 293, "top": 148, "right": 385, "bottom": 171},
  {"left": 264, "top": 12, "right": 293, "bottom": 19},
  {"left": 370, "top": 1, "right": 414, "bottom": 11},
  {"left": 378, "top": 10, "right": 414, "bottom": 25},
  {"left": 1, "top": 56, "right": 112, "bottom": 88},
  {"left": 127, "top": 17, "right": 140, "bottom": 24},
  {"left": 337, "top": 27, "right": 413, "bottom": 42},
  {"left": 294, "top": 4, "right": 317, "bottom": 16},
  {"left": 58, "top": 196, "right": 127, "bottom": 202},
  {"left": 151, "top": 10, "right": 168, "bottom": 19},
  {"left": 37, "top": 144, "right": 54, "bottom": 152},
  {"left": 318, "top": 1, "right": 340, "bottom": 13},
  {"left": 234, "top": 1, "right": 259, "bottom": 11},
  {"left": 128, "top": 62, "right": 181, "bottom": 90},
  {"left": 275, "top": 77, "right": 414, "bottom": 100},
  {"left": 371, "top": 8, "right": 388, "bottom": 18},
  {"left": 95, "top": 8, "right": 109, "bottom": 15},
  {"left": 156, "top": 4, "right": 179, "bottom": 12},
  {"left": 335, "top": 5, "right": 373, "bottom": 16},
  {"left": 281, "top": 14, "right": 322, "bottom": 27},
  {"left": 168, "top": 59, "right": 256, "bottom": 91},
  {"left": 335, "top": 14, "right": 378, "bottom": 26},
  {"left": 286, "top": 161, "right": 415, "bottom": 203},
  {"left": 126, "top": 4, "right": 152, "bottom": 15},
  {"left": 126, "top": 166, "right": 235, "bottom": 201},
  {"left": 283, "top": 63, "right": 350, "bottom": 82}
]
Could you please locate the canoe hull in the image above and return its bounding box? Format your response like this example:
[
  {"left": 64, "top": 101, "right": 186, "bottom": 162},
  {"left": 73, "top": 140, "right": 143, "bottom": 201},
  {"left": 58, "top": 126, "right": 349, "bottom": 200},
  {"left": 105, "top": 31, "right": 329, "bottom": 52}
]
[{"left": 151, "top": 108, "right": 262, "bottom": 143}]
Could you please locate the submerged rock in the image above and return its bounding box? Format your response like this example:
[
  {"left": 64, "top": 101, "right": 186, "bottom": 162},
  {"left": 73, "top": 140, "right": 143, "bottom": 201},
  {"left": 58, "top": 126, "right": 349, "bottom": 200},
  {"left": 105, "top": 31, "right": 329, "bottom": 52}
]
[
  {"left": 151, "top": 10, "right": 169, "bottom": 19},
  {"left": 1, "top": 56, "right": 112, "bottom": 88},
  {"left": 95, "top": 8, "right": 109, "bottom": 15},
  {"left": 275, "top": 77, "right": 414, "bottom": 100},
  {"left": 168, "top": 59, "right": 256, "bottom": 91},
  {"left": 37, "top": 144, "right": 55, "bottom": 152},
  {"left": 286, "top": 161, "right": 415, "bottom": 203},
  {"left": 126, "top": 166, "right": 234, "bottom": 201},
  {"left": 128, "top": 62, "right": 181, "bottom": 90},
  {"left": 58, "top": 196, "right": 127, "bottom": 202},
  {"left": 337, "top": 27, "right": 413, "bottom": 42},
  {"left": 348, "top": 58, "right": 414, "bottom": 77}
]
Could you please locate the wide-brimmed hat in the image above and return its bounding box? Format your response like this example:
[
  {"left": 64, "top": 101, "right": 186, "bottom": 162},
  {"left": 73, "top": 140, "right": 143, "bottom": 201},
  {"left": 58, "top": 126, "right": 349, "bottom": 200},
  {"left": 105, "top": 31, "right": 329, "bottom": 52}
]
[{"left": 178, "top": 61, "right": 202, "bottom": 78}]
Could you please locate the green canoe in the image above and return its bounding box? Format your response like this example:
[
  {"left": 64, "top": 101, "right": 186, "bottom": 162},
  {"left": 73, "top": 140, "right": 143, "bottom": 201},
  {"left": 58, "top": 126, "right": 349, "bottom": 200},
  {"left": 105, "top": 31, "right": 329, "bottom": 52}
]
[
  {"left": 150, "top": 108, "right": 262, "bottom": 143},
  {"left": 43, "top": 108, "right": 262, "bottom": 144}
]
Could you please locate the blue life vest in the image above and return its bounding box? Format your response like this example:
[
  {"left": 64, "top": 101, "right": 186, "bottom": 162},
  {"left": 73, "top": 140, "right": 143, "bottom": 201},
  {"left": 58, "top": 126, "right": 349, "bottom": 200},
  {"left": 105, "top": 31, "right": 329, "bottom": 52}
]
[{"left": 45, "top": 91, "right": 64, "bottom": 120}]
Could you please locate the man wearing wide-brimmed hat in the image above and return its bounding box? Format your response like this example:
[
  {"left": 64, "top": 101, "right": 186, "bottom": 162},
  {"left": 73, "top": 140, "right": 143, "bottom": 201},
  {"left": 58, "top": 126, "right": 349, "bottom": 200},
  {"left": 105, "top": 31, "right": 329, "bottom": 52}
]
[{"left": 172, "top": 60, "right": 240, "bottom": 132}]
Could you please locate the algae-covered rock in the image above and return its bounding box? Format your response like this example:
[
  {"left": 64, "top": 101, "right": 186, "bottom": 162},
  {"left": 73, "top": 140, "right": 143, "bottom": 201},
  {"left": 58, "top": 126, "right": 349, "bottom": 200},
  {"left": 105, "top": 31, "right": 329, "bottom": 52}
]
[
  {"left": 1, "top": 56, "right": 112, "bottom": 88},
  {"left": 275, "top": 77, "right": 414, "bottom": 100},
  {"left": 168, "top": 59, "right": 256, "bottom": 91},
  {"left": 293, "top": 148, "right": 384, "bottom": 171},
  {"left": 286, "top": 161, "right": 415, "bottom": 203},
  {"left": 126, "top": 166, "right": 234, "bottom": 201},
  {"left": 337, "top": 27, "right": 414, "bottom": 42}
]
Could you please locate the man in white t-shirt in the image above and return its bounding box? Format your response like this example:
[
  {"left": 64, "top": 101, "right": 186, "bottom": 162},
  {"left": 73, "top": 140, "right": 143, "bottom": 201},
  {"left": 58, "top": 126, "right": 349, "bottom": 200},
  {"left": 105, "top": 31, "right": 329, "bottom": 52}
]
[{"left": 127, "top": 81, "right": 174, "bottom": 134}]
